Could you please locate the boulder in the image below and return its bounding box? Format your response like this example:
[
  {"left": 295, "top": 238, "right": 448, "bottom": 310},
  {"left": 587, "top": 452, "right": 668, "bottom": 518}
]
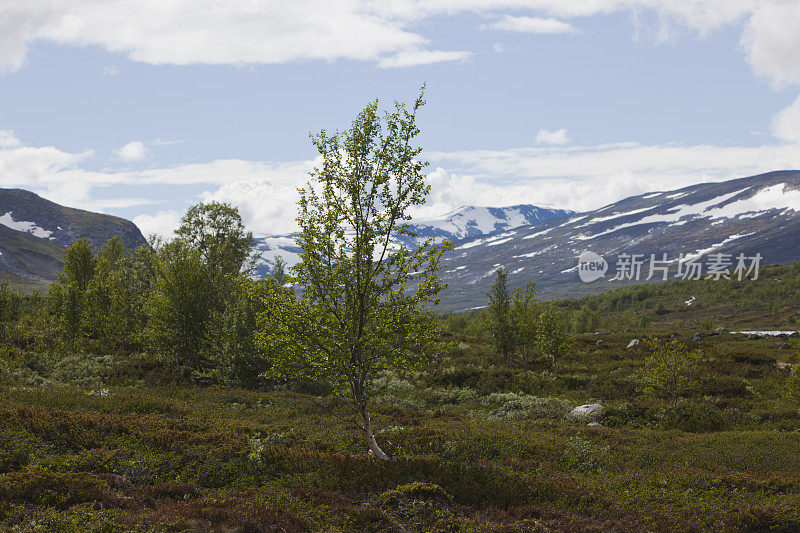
[
  {"left": 596, "top": 340, "right": 605, "bottom": 346},
  {"left": 716, "top": 327, "right": 729, "bottom": 333},
  {"left": 692, "top": 332, "right": 705, "bottom": 343},
  {"left": 587, "top": 422, "right": 604, "bottom": 428},
  {"left": 627, "top": 339, "right": 640, "bottom": 349},
  {"left": 570, "top": 404, "right": 602, "bottom": 418}
]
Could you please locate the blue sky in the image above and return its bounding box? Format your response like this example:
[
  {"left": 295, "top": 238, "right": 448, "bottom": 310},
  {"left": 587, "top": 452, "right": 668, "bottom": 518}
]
[{"left": 1, "top": 1, "right": 799, "bottom": 237}]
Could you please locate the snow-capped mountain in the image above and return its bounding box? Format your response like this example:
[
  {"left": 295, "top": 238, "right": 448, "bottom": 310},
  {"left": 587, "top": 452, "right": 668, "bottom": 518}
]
[
  {"left": 252, "top": 204, "right": 572, "bottom": 277},
  {"left": 435, "top": 170, "right": 800, "bottom": 311},
  {"left": 0, "top": 189, "right": 146, "bottom": 283}
]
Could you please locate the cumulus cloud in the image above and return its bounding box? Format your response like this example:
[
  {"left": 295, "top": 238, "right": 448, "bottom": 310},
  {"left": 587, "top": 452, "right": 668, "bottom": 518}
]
[
  {"left": 487, "top": 16, "right": 577, "bottom": 34},
  {"left": 535, "top": 128, "right": 570, "bottom": 145},
  {"left": 115, "top": 141, "right": 148, "bottom": 162},
  {"left": 3, "top": 125, "right": 800, "bottom": 236},
  {"left": 0, "top": 0, "right": 775, "bottom": 76},
  {"left": 772, "top": 96, "right": 800, "bottom": 144},
  {"left": 133, "top": 210, "right": 183, "bottom": 239},
  {"left": 0, "top": 0, "right": 455, "bottom": 71},
  {"left": 0, "top": 130, "right": 21, "bottom": 148},
  {"left": 741, "top": 2, "right": 800, "bottom": 89},
  {"left": 426, "top": 141, "right": 800, "bottom": 213}
]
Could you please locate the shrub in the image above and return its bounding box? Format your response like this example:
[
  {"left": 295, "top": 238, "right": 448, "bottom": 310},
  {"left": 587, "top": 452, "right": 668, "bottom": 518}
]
[
  {"left": 562, "top": 436, "right": 609, "bottom": 473},
  {"left": 378, "top": 482, "right": 453, "bottom": 508},
  {"left": 638, "top": 341, "right": 701, "bottom": 407},
  {"left": 0, "top": 469, "right": 112, "bottom": 509},
  {"left": 663, "top": 403, "right": 727, "bottom": 432},
  {"left": 786, "top": 368, "right": 800, "bottom": 407}
]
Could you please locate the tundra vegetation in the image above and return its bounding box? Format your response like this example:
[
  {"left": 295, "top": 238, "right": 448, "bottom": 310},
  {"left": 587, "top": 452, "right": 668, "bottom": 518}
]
[{"left": 2, "top": 97, "right": 800, "bottom": 531}]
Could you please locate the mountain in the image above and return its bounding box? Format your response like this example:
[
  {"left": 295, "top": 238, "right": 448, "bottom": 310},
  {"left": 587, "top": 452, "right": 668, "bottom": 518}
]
[
  {"left": 0, "top": 188, "right": 147, "bottom": 284},
  {"left": 436, "top": 170, "right": 800, "bottom": 311},
  {"left": 252, "top": 204, "right": 572, "bottom": 277}
]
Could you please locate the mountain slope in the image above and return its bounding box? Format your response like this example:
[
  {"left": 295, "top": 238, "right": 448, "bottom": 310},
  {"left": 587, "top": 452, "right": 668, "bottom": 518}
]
[
  {"left": 252, "top": 204, "right": 572, "bottom": 276},
  {"left": 437, "top": 170, "right": 800, "bottom": 311},
  {"left": 0, "top": 188, "right": 147, "bottom": 284}
]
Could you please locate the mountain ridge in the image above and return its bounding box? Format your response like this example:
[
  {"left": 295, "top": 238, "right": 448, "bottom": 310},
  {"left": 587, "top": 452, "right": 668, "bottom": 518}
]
[
  {"left": 435, "top": 170, "right": 800, "bottom": 311},
  {"left": 252, "top": 203, "right": 573, "bottom": 277},
  {"left": 0, "top": 188, "right": 147, "bottom": 284}
]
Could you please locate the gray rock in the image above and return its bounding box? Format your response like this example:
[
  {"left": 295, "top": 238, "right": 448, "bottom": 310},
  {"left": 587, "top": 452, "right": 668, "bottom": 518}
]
[
  {"left": 596, "top": 340, "right": 605, "bottom": 346},
  {"left": 570, "top": 404, "right": 602, "bottom": 418},
  {"left": 587, "top": 422, "right": 604, "bottom": 428},
  {"left": 627, "top": 339, "right": 640, "bottom": 349}
]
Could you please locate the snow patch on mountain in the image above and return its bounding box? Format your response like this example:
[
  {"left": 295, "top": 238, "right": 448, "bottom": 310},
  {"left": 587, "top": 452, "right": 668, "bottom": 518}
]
[
  {"left": 0, "top": 212, "right": 54, "bottom": 239},
  {"left": 252, "top": 204, "right": 572, "bottom": 275}
]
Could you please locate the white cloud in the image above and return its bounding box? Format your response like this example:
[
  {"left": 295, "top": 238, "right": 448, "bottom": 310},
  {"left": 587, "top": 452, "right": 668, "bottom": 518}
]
[
  {"left": 535, "top": 128, "right": 570, "bottom": 145},
  {"left": 133, "top": 210, "right": 183, "bottom": 238},
  {"left": 0, "top": 0, "right": 426, "bottom": 71},
  {"left": 115, "top": 141, "right": 148, "bottom": 162},
  {"left": 102, "top": 65, "right": 118, "bottom": 76},
  {"left": 772, "top": 96, "right": 800, "bottom": 144},
  {"left": 0, "top": 130, "right": 21, "bottom": 148},
  {"left": 487, "top": 16, "right": 577, "bottom": 34},
  {"left": 3, "top": 125, "right": 800, "bottom": 236},
  {"left": 377, "top": 49, "right": 472, "bottom": 68},
  {"left": 741, "top": 2, "right": 800, "bottom": 89},
  {"left": 426, "top": 141, "right": 800, "bottom": 213},
  {"left": 0, "top": 0, "right": 770, "bottom": 76}
]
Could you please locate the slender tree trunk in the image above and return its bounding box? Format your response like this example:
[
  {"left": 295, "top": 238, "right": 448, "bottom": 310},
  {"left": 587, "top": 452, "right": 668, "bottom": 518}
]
[{"left": 359, "top": 405, "right": 389, "bottom": 460}]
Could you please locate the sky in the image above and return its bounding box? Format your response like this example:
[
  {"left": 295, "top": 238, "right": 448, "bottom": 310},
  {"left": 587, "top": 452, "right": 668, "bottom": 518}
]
[{"left": 1, "top": 1, "right": 800, "bottom": 237}]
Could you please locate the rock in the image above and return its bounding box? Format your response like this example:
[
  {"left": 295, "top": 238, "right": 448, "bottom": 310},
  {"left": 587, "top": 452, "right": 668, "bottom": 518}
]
[
  {"left": 587, "top": 422, "right": 604, "bottom": 428},
  {"left": 777, "top": 333, "right": 789, "bottom": 339},
  {"left": 627, "top": 339, "right": 640, "bottom": 349},
  {"left": 776, "top": 362, "right": 793, "bottom": 370},
  {"left": 570, "top": 404, "right": 602, "bottom": 418},
  {"left": 716, "top": 327, "right": 729, "bottom": 333},
  {"left": 692, "top": 332, "right": 705, "bottom": 343},
  {"left": 748, "top": 334, "right": 762, "bottom": 340},
  {"left": 596, "top": 340, "right": 605, "bottom": 346},
  {"left": 791, "top": 332, "right": 800, "bottom": 338},
  {"left": 594, "top": 331, "right": 602, "bottom": 336}
]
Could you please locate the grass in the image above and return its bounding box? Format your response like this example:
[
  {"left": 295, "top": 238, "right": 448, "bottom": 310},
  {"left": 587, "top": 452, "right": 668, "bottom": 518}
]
[{"left": 2, "top": 328, "right": 800, "bottom": 531}]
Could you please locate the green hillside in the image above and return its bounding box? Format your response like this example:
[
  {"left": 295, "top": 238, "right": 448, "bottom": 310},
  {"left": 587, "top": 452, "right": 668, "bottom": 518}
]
[{"left": 555, "top": 262, "right": 800, "bottom": 333}]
